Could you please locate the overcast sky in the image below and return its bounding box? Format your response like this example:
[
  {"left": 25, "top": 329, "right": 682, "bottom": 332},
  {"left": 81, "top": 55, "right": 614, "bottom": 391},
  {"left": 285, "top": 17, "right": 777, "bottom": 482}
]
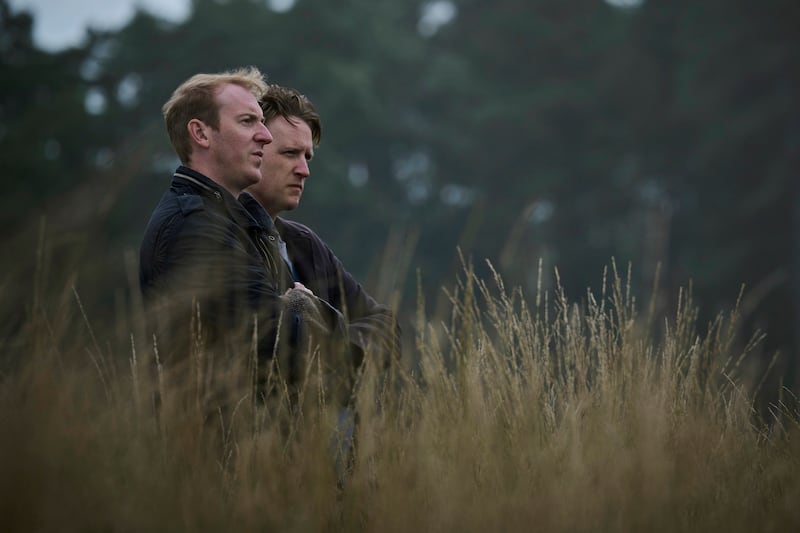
[
  {"left": 8, "top": 0, "right": 638, "bottom": 53},
  {"left": 8, "top": 0, "right": 192, "bottom": 52}
]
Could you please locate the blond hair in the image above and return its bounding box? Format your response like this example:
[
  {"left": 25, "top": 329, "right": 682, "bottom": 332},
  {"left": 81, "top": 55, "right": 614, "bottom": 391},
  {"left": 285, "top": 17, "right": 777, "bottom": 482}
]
[{"left": 162, "top": 66, "right": 268, "bottom": 163}]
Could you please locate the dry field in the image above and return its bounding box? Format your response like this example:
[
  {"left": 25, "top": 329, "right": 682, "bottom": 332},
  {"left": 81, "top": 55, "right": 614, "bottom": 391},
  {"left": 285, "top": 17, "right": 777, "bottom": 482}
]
[{"left": 2, "top": 260, "right": 798, "bottom": 532}]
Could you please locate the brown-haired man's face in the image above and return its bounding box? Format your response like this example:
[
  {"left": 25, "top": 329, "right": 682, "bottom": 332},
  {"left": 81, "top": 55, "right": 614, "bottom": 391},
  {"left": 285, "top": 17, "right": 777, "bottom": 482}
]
[{"left": 249, "top": 116, "right": 314, "bottom": 218}]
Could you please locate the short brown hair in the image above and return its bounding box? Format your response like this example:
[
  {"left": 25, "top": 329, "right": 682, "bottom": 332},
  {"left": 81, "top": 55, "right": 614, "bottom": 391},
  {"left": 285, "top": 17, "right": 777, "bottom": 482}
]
[
  {"left": 260, "top": 85, "right": 322, "bottom": 146},
  {"left": 162, "top": 66, "right": 269, "bottom": 163}
]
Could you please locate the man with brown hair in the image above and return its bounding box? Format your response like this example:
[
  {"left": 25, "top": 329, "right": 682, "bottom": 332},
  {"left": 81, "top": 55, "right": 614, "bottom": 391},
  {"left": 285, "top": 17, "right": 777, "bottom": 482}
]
[{"left": 239, "top": 85, "right": 400, "bottom": 393}]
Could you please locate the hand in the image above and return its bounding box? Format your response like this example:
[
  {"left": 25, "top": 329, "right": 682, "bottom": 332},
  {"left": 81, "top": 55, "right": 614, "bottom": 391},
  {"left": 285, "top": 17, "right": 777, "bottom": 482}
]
[
  {"left": 280, "top": 286, "right": 330, "bottom": 338},
  {"left": 287, "top": 282, "right": 313, "bottom": 296}
]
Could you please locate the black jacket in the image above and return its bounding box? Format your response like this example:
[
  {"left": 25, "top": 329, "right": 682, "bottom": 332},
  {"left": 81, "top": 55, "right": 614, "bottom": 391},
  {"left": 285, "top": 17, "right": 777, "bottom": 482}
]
[
  {"left": 139, "top": 166, "right": 291, "bottom": 361},
  {"left": 239, "top": 192, "right": 401, "bottom": 368}
]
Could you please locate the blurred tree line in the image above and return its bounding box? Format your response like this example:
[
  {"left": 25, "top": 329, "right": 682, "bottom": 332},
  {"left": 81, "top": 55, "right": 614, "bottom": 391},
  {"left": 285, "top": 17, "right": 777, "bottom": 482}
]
[{"left": 1, "top": 0, "right": 797, "bottom": 387}]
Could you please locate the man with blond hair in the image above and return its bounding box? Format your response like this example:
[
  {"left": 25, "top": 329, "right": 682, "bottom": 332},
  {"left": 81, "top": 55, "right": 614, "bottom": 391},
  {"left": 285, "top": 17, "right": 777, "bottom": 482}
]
[{"left": 140, "top": 68, "right": 331, "bottom": 411}]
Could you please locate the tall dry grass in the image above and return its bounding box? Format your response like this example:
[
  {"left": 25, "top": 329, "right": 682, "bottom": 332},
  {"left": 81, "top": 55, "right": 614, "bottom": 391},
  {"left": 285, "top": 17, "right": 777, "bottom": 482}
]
[{"left": 1, "top": 257, "right": 799, "bottom": 532}]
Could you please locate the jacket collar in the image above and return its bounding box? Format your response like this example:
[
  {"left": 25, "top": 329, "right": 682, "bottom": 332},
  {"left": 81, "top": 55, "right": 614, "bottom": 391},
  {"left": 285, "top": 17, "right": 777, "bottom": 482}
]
[
  {"left": 173, "top": 166, "right": 258, "bottom": 229},
  {"left": 173, "top": 166, "right": 229, "bottom": 197},
  {"left": 238, "top": 192, "right": 276, "bottom": 232},
  {"left": 275, "top": 216, "right": 313, "bottom": 239}
]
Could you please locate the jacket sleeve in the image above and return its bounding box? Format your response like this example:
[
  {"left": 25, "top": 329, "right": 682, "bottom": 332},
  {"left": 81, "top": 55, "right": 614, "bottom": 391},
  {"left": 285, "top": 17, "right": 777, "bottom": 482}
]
[{"left": 313, "top": 235, "right": 401, "bottom": 369}]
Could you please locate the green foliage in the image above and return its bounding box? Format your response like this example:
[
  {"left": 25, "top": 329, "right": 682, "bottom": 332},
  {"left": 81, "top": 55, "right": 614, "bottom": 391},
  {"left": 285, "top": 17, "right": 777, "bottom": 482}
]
[{"left": 0, "top": 0, "right": 796, "bottom": 376}]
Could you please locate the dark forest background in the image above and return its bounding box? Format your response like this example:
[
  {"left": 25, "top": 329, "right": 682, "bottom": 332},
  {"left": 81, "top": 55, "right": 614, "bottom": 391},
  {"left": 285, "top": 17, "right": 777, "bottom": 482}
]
[{"left": 1, "top": 0, "right": 798, "bottom": 390}]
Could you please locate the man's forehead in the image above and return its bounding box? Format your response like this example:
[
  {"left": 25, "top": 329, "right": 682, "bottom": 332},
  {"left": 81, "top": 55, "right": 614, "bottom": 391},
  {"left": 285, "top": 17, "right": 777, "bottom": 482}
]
[{"left": 216, "top": 84, "right": 261, "bottom": 112}]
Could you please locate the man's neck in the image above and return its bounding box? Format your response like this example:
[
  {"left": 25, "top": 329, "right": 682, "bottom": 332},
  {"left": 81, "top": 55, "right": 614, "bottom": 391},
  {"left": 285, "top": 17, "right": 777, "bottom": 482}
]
[
  {"left": 248, "top": 192, "right": 280, "bottom": 221},
  {"left": 185, "top": 161, "right": 241, "bottom": 198}
]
